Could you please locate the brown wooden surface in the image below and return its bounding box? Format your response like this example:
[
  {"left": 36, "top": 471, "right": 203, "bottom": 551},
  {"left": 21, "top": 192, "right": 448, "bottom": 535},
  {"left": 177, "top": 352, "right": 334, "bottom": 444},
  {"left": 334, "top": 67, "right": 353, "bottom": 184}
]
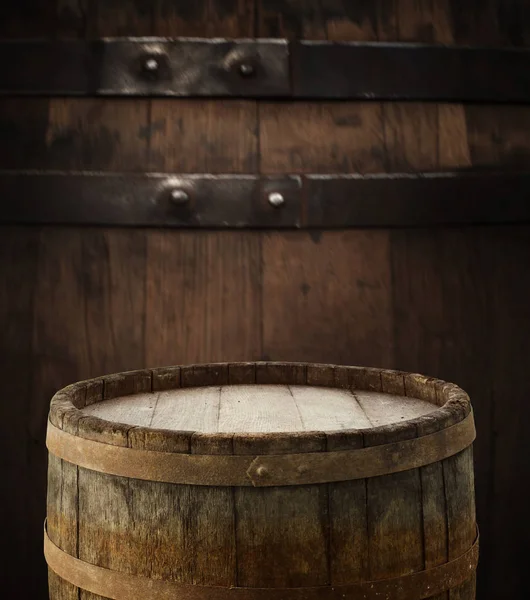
[
  {"left": 45, "top": 366, "right": 475, "bottom": 600},
  {"left": 1, "top": 1, "right": 529, "bottom": 599}
]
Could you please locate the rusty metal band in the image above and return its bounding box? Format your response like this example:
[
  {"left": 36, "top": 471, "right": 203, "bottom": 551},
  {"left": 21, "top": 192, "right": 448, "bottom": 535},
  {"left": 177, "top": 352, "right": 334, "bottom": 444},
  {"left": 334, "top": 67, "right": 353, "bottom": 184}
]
[
  {"left": 44, "top": 522, "right": 479, "bottom": 600},
  {"left": 2, "top": 38, "right": 530, "bottom": 102},
  {"left": 2, "top": 170, "right": 530, "bottom": 227},
  {"left": 46, "top": 412, "right": 475, "bottom": 487}
]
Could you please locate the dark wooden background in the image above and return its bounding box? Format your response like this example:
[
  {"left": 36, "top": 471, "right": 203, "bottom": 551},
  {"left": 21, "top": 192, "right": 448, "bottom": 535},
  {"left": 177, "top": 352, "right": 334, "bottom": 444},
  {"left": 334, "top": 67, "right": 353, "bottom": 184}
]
[{"left": 1, "top": 1, "right": 530, "bottom": 599}]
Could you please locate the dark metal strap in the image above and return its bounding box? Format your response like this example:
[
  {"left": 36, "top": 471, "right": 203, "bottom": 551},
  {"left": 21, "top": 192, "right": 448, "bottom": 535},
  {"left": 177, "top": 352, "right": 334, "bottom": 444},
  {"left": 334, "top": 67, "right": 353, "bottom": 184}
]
[
  {"left": 46, "top": 413, "right": 475, "bottom": 487},
  {"left": 2, "top": 39, "right": 530, "bottom": 101},
  {"left": 44, "top": 521, "right": 479, "bottom": 600},
  {"left": 1, "top": 170, "right": 530, "bottom": 227}
]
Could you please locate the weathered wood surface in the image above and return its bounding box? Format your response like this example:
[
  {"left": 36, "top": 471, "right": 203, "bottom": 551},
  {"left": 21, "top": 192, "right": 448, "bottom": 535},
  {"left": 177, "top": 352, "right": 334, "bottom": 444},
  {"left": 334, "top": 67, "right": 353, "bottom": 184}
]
[
  {"left": 82, "top": 385, "right": 437, "bottom": 432},
  {"left": 46, "top": 366, "right": 476, "bottom": 600},
  {"left": 0, "top": 2, "right": 528, "bottom": 599}
]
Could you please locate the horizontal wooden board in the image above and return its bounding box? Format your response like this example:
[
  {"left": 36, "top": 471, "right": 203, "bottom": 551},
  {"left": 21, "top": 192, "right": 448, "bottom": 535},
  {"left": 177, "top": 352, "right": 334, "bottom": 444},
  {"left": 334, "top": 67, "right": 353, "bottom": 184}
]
[{"left": 81, "top": 385, "right": 438, "bottom": 433}]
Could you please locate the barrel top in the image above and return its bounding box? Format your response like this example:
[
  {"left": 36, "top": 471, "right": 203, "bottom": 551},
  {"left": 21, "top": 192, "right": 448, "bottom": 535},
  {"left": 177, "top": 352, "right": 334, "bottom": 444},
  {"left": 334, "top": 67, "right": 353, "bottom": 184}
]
[
  {"left": 49, "top": 363, "right": 472, "bottom": 453},
  {"left": 80, "top": 385, "right": 437, "bottom": 433}
]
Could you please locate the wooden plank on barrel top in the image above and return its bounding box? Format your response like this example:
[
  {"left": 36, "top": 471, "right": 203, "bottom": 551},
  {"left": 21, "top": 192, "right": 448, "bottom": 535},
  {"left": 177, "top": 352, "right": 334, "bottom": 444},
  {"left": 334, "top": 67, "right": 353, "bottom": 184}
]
[
  {"left": 105, "top": 367, "right": 238, "bottom": 589},
  {"left": 326, "top": 365, "right": 370, "bottom": 585},
  {"left": 364, "top": 372, "right": 425, "bottom": 582},
  {"left": 77, "top": 371, "right": 143, "bottom": 600},
  {"left": 48, "top": 384, "right": 90, "bottom": 600},
  {"left": 233, "top": 365, "right": 329, "bottom": 588},
  {"left": 406, "top": 374, "right": 449, "bottom": 600}
]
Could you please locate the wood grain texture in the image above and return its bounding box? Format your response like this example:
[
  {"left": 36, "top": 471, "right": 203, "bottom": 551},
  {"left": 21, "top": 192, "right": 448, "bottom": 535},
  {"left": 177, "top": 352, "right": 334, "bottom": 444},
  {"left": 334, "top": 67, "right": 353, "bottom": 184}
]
[
  {"left": 355, "top": 391, "right": 436, "bottom": 427},
  {"left": 262, "top": 230, "right": 393, "bottom": 366},
  {"left": 444, "top": 448, "right": 476, "bottom": 600},
  {"left": 154, "top": 387, "right": 221, "bottom": 432},
  {"left": 365, "top": 426, "right": 424, "bottom": 580},
  {"left": 46, "top": 366, "right": 475, "bottom": 600},
  {"left": 258, "top": 5, "right": 393, "bottom": 370},
  {"left": 45, "top": 99, "right": 150, "bottom": 171},
  {"left": 0, "top": 230, "right": 40, "bottom": 596},
  {"left": 145, "top": 231, "right": 262, "bottom": 367},
  {"left": 47, "top": 410, "right": 81, "bottom": 600},
  {"left": 488, "top": 228, "right": 530, "bottom": 599},
  {"left": 91, "top": 0, "right": 154, "bottom": 36},
  {"left": 234, "top": 428, "right": 329, "bottom": 588},
  {"left": 0, "top": 99, "right": 51, "bottom": 169},
  {"left": 6, "top": 4, "right": 530, "bottom": 600},
  {"left": 220, "top": 385, "right": 302, "bottom": 432},
  {"left": 414, "top": 379, "right": 450, "bottom": 600},
  {"left": 79, "top": 384, "right": 437, "bottom": 432},
  {"left": 327, "top": 428, "right": 369, "bottom": 585}
]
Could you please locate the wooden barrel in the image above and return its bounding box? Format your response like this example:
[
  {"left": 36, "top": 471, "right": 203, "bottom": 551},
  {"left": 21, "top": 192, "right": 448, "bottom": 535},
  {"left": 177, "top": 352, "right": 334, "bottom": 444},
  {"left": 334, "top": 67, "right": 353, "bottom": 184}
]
[
  {"left": 1, "top": 3, "right": 529, "bottom": 600},
  {"left": 46, "top": 363, "right": 477, "bottom": 600}
]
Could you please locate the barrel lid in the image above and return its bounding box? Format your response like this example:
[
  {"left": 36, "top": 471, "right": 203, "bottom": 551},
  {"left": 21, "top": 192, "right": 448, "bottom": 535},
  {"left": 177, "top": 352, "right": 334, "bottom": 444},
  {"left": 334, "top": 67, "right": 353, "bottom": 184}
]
[
  {"left": 80, "top": 384, "right": 437, "bottom": 433},
  {"left": 48, "top": 362, "right": 472, "bottom": 455}
]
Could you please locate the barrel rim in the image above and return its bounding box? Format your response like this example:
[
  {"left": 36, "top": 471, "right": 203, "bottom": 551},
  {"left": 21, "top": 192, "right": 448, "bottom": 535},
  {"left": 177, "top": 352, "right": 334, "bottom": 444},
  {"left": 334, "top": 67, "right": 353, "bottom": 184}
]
[{"left": 48, "top": 362, "right": 471, "bottom": 455}]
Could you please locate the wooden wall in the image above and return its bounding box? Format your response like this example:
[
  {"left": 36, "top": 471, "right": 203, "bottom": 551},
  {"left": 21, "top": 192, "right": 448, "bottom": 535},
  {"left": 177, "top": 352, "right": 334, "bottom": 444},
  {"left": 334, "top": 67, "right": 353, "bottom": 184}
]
[{"left": 1, "top": 2, "right": 530, "bottom": 599}]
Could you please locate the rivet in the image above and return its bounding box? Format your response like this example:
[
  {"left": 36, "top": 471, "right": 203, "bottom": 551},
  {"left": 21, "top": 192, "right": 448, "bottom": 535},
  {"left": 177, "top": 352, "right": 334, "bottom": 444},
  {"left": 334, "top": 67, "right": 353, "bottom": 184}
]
[
  {"left": 143, "top": 57, "right": 160, "bottom": 73},
  {"left": 297, "top": 464, "right": 308, "bottom": 474},
  {"left": 238, "top": 62, "right": 256, "bottom": 77},
  {"left": 268, "top": 192, "right": 285, "bottom": 208},
  {"left": 169, "top": 189, "right": 190, "bottom": 205},
  {"left": 256, "top": 466, "right": 268, "bottom": 477}
]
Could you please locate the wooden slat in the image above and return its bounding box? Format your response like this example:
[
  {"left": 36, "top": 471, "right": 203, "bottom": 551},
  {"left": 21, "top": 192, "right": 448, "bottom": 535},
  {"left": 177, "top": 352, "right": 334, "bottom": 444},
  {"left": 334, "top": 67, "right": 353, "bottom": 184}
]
[
  {"left": 34, "top": 12, "right": 152, "bottom": 600},
  {"left": 327, "top": 428, "right": 368, "bottom": 585},
  {"left": 365, "top": 424, "right": 425, "bottom": 580},
  {"left": 47, "top": 410, "right": 82, "bottom": 600},
  {"left": 396, "top": 0, "right": 454, "bottom": 43},
  {"left": 322, "top": 0, "right": 378, "bottom": 41},
  {"left": 412, "top": 379, "right": 450, "bottom": 600},
  {"left": 219, "top": 385, "right": 302, "bottom": 433},
  {"left": 86, "top": 423, "right": 236, "bottom": 590},
  {"left": 489, "top": 227, "right": 530, "bottom": 599},
  {"left": 83, "top": 392, "right": 159, "bottom": 427},
  {"left": 45, "top": 99, "right": 150, "bottom": 171},
  {"left": 143, "top": 0, "right": 262, "bottom": 371},
  {"left": 261, "top": 231, "right": 393, "bottom": 366},
  {"left": 234, "top": 431, "right": 329, "bottom": 587},
  {"left": 0, "top": 99, "right": 51, "bottom": 169},
  {"left": 444, "top": 447, "right": 477, "bottom": 600},
  {"left": 354, "top": 391, "right": 436, "bottom": 427},
  {"left": 91, "top": 0, "right": 154, "bottom": 37},
  {"left": 290, "top": 386, "right": 373, "bottom": 430},
  {"left": 257, "top": 0, "right": 326, "bottom": 39},
  {"left": 153, "top": 387, "right": 221, "bottom": 432},
  {"left": 0, "top": 229, "right": 40, "bottom": 597},
  {"left": 260, "top": 3, "right": 393, "bottom": 368},
  {"left": 145, "top": 231, "right": 262, "bottom": 366}
]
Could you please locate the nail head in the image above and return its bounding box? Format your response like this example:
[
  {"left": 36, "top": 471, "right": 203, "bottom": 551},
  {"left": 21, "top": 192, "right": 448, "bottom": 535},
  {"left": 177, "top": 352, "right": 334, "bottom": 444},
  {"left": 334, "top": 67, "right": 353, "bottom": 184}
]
[
  {"left": 170, "top": 189, "right": 190, "bottom": 205},
  {"left": 268, "top": 192, "right": 285, "bottom": 208},
  {"left": 144, "top": 57, "right": 160, "bottom": 72},
  {"left": 239, "top": 62, "right": 256, "bottom": 77}
]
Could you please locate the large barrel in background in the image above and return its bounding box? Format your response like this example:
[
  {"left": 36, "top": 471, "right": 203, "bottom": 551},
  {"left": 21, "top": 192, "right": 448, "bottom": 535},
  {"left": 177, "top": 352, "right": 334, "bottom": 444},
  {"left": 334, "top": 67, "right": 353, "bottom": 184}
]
[
  {"left": 0, "top": 1, "right": 529, "bottom": 599},
  {"left": 45, "top": 363, "right": 477, "bottom": 600}
]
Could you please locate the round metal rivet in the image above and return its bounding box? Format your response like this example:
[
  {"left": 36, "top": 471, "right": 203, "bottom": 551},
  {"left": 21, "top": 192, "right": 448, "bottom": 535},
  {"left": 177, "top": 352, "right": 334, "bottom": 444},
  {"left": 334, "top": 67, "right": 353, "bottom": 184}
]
[
  {"left": 256, "top": 466, "right": 268, "bottom": 477},
  {"left": 268, "top": 192, "right": 285, "bottom": 208},
  {"left": 297, "top": 464, "right": 308, "bottom": 474},
  {"left": 170, "top": 189, "right": 190, "bottom": 205},
  {"left": 144, "top": 57, "right": 160, "bottom": 72},
  {"left": 239, "top": 62, "right": 255, "bottom": 77}
]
